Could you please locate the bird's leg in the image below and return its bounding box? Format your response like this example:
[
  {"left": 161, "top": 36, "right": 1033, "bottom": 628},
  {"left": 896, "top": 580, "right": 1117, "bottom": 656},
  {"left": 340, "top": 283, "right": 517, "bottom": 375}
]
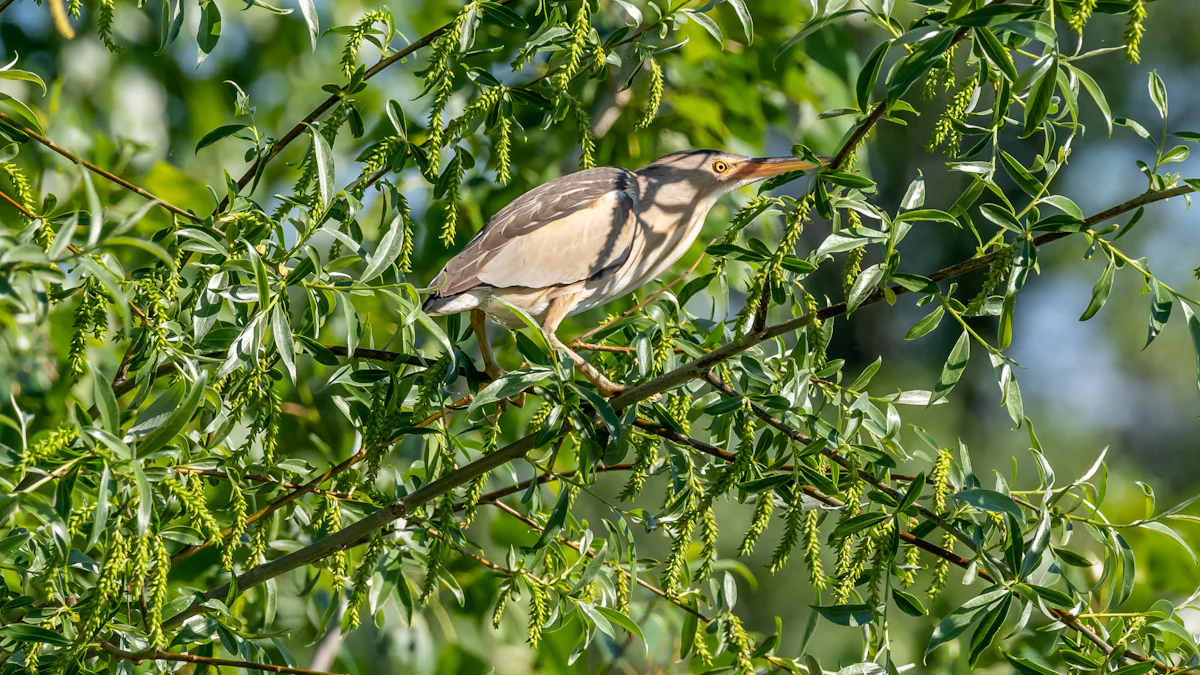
[
  {"left": 543, "top": 294, "right": 628, "bottom": 398},
  {"left": 471, "top": 309, "right": 507, "bottom": 381}
]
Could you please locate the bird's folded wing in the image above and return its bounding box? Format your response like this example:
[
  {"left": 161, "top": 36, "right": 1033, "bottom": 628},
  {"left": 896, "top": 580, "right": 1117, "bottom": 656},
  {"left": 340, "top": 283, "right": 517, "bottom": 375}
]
[{"left": 430, "top": 167, "right": 639, "bottom": 297}]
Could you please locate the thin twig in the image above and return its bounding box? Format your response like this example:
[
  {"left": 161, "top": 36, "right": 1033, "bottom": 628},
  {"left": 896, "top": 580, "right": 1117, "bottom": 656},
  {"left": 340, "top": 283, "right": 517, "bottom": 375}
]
[
  {"left": 100, "top": 642, "right": 345, "bottom": 675},
  {"left": 0, "top": 111, "right": 201, "bottom": 223},
  {"left": 0, "top": 188, "right": 36, "bottom": 218},
  {"left": 573, "top": 248, "right": 709, "bottom": 345}
]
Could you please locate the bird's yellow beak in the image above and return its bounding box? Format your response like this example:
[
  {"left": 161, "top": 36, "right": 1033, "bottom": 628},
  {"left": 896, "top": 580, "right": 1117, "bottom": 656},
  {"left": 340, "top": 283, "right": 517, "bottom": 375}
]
[{"left": 731, "top": 156, "right": 825, "bottom": 180}]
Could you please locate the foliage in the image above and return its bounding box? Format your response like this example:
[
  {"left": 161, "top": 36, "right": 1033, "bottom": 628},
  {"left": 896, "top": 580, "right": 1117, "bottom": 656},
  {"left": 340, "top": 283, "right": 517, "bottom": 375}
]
[{"left": 2, "top": 0, "right": 1200, "bottom": 674}]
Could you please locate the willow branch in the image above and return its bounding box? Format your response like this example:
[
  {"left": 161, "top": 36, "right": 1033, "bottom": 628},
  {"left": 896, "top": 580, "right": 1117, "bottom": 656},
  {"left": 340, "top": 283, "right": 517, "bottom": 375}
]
[
  {"left": 0, "top": 111, "right": 201, "bottom": 223},
  {"left": 99, "top": 642, "right": 343, "bottom": 675},
  {"left": 0, "top": 188, "right": 36, "bottom": 219},
  {"left": 170, "top": 394, "right": 472, "bottom": 565},
  {"left": 160, "top": 179, "right": 1191, "bottom": 640}
]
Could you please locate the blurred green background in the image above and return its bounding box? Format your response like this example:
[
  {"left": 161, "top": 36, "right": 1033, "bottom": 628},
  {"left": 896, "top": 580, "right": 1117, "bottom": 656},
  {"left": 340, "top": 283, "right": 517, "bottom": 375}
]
[{"left": 2, "top": 0, "right": 1199, "bottom": 672}]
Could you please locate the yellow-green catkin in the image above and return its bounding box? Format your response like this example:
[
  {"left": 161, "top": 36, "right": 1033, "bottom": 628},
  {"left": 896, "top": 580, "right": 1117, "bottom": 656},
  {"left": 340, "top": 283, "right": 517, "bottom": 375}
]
[
  {"left": 695, "top": 505, "right": 719, "bottom": 580},
  {"left": 738, "top": 196, "right": 815, "bottom": 331},
  {"left": 68, "top": 278, "right": 109, "bottom": 382},
  {"left": 662, "top": 508, "right": 699, "bottom": 595},
  {"left": 802, "top": 508, "right": 826, "bottom": 589},
  {"left": 931, "top": 448, "right": 953, "bottom": 514},
  {"left": 554, "top": 1, "right": 591, "bottom": 91},
  {"left": 221, "top": 484, "right": 248, "bottom": 571},
  {"left": 420, "top": 536, "right": 444, "bottom": 604},
  {"left": 737, "top": 494, "right": 773, "bottom": 557},
  {"left": 97, "top": 0, "right": 120, "bottom": 52},
  {"left": 923, "top": 44, "right": 957, "bottom": 99},
  {"left": 351, "top": 136, "right": 404, "bottom": 197},
  {"left": 492, "top": 582, "right": 511, "bottom": 628},
  {"left": 249, "top": 522, "right": 270, "bottom": 562},
  {"left": 345, "top": 533, "right": 386, "bottom": 631},
  {"left": 462, "top": 423, "right": 499, "bottom": 527},
  {"left": 1126, "top": 1, "right": 1147, "bottom": 63},
  {"left": 901, "top": 518, "right": 921, "bottom": 587},
  {"left": 526, "top": 577, "right": 550, "bottom": 647},
  {"left": 165, "top": 475, "right": 222, "bottom": 543},
  {"left": 340, "top": 9, "right": 390, "bottom": 77},
  {"left": 440, "top": 151, "right": 466, "bottom": 247},
  {"left": 723, "top": 613, "right": 755, "bottom": 675},
  {"left": 23, "top": 643, "right": 39, "bottom": 675},
  {"left": 2, "top": 162, "right": 36, "bottom": 222},
  {"left": 634, "top": 57, "right": 663, "bottom": 130},
  {"left": 927, "top": 72, "right": 977, "bottom": 155},
  {"left": 668, "top": 393, "right": 691, "bottom": 433},
  {"left": 834, "top": 527, "right": 875, "bottom": 605},
  {"left": 17, "top": 425, "right": 72, "bottom": 477},
  {"left": 1069, "top": 0, "right": 1098, "bottom": 32},
  {"left": 620, "top": 432, "right": 660, "bottom": 500},
  {"left": 842, "top": 247, "right": 864, "bottom": 300},
  {"left": 495, "top": 115, "right": 513, "bottom": 185},
  {"left": 315, "top": 494, "right": 349, "bottom": 584},
  {"left": 928, "top": 531, "right": 955, "bottom": 599},
  {"left": 146, "top": 537, "right": 170, "bottom": 648},
  {"left": 424, "top": 6, "right": 470, "bottom": 170},
  {"left": 966, "top": 246, "right": 1013, "bottom": 316},
  {"left": 416, "top": 353, "right": 451, "bottom": 415},
  {"left": 447, "top": 86, "right": 504, "bottom": 140},
  {"left": 770, "top": 490, "right": 803, "bottom": 573},
  {"left": 615, "top": 566, "right": 630, "bottom": 615},
  {"left": 573, "top": 99, "right": 596, "bottom": 169},
  {"left": 60, "top": 529, "right": 128, "bottom": 672}
]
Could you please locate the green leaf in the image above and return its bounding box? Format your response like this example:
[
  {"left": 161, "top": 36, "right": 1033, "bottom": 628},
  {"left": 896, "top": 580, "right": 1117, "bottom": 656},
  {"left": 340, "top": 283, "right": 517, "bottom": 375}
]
[
  {"left": 1139, "top": 521, "right": 1197, "bottom": 565},
  {"left": 92, "top": 373, "right": 119, "bottom": 435},
  {"left": 309, "top": 126, "right": 336, "bottom": 209},
  {"left": 1079, "top": 257, "right": 1115, "bottom": 321},
  {"left": 529, "top": 487, "right": 570, "bottom": 551},
  {"left": 1065, "top": 63, "right": 1112, "bottom": 135},
  {"left": 0, "top": 92, "right": 44, "bottom": 135},
  {"left": 998, "top": 150, "right": 1043, "bottom": 197},
  {"left": 1146, "top": 278, "right": 1172, "bottom": 348},
  {"left": 0, "top": 68, "right": 46, "bottom": 94},
  {"left": 897, "top": 473, "right": 925, "bottom": 513},
  {"left": 138, "top": 371, "right": 207, "bottom": 456},
  {"left": 886, "top": 29, "right": 955, "bottom": 102},
  {"left": 822, "top": 171, "right": 876, "bottom": 190},
  {"left": 86, "top": 463, "right": 112, "bottom": 551},
  {"left": 856, "top": 40, "right": 890, "bottom": 111},
  {"left": 726, "top": 0, "right": 753, "bottom": 44},
  {"left": 296, "top": 0, "right": 318, "bottom": 50},
  {"left": 926, "top": 589, "right": 1009, "bottom": 657},
  {"left": 1022, "top": 55, "right": 1057, "bottom": 138},
  {"left": 1050, "top": 546, "right": 1092, "bottom": 567},
  {"left": 132, "top": 462, "right": 152, "bottom": 536},
  {"left": 968, "top": 592, "right": 1011, "bottom": 667},
  {"left": 1149, "top": 70, "right": 1168, "bottom": 119},
  {"left": 1181, "top": 303, "right": 1200, "bottom": 411},
  {"left": 847, "top": 263, "right": 885, "bottom": 314},
  {"left": 1112, "top": 662, "right": 1157, "bottom": 675},
  {"left": 828, "top": 511, "right": 890, "bottom": 542},
  {"left": 975, "top": 27, "right": 1018, "bottom": 82},
  {"left": 361, "top": 213, "right": 406, "bottom": 283},
  {"left": 954, "top": 488, "right": 1026, "bottom": 524},
  {"left": 0, "top": 624, "right": 71, "bottom": 646},
  {"left": 930, "top": 330, "right": 970, "bottom": 404},
  {"left": 272, "top": 303, "right": 296, "bottom": 384},
  {"left": 979, "top": 203, "right": 1024, "bottom": 233},
  {"left": 895, "top": 209, "right": 958, "bottom": 225},
  {"left": 197, "top": 0, "right": 222, "bottom": 67},
  {"left": 467, "top": 368, "right": 553, "bottom": 416},
  {"left": 195, "top": 124, "right": 248, "bottom": 153},
  {"left": 595, "top": 607, "right": 645, "bottom": 645},
  {"left": 891, "top": 588, "right": 926, "bottom": 616},
  {"left": 1002, "top": 650, "right": 1059, "bottom": 675},
  {"left": 812, "top": 604, "right": 873, "bottom": 627}
]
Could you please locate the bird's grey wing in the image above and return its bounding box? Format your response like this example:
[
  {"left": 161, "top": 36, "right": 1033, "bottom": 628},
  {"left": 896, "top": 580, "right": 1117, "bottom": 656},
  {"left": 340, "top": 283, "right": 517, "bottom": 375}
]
[{"left": 428, "top": 167, "right": 638, "bottom": 298}]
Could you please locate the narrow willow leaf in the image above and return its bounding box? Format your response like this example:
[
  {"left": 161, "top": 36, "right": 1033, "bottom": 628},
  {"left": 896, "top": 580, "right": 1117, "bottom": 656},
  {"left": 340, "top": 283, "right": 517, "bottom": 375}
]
[
  {"left": 197, "top": 0, "right": 222, "bottom": 67},
  {"left": 847, "top": 263, "right": 885, "bottom": 314},
  {"left": 297, "top": 0, "right": 318, "bottom": 51},
  {"left": 138, "top": 371, "right": 208, "bottom": 456},
  {"left": 1181, "top": 303, "right": 1200, "bottom": 411},
  {"left": 195, "top": 123, "right": 248, "bottom": 153},
  {"left": 1066, "top": 63, "right": 1112, "bottom": 135},
  {"left": 905, "top": 306, "right": 944, "bottom": 340},
  {"left": 1145, "top": 278, "right": 1172, "bottom": 348},
  {"left": 1022, "top": 56, "right": 1056, "bottom": 138},
  {"left": 1079, "top": 257, "right": 1115, "bottom": 321},
  {"left": 856, "top": 40, "right": 889, "bottom": 111},
  {"left": 132, "top": 462, "right": 152, "bottom": 536},
  {"left": 975, "top": 27, "right": 1017, "bottom": 82},
  {"left": 926, "top": 589, "right": 1009, "bottom": 657},
  {"left": 968, "top": 592, "right": 1011, "bottom": 666},
  {"left": 361, "top": 213, "right": 405, "bottom": 283},
  {"left": 272, "top": 303, "right": 296, "bottom": 384},
  {"left": 930, "top": 330, "right": 970, "bottom": 404},
  {"left": 727, "top": 0, "right": 753, "bottom": 44},
  {"left": 891, "top": 588, "right": 926, "bottom": 616},
  {"left": 93, "top": 373, "right": 119, "bottom": 435},
  {"left": 954, "top": 488, "right": 1026, "bottom": 524},
  {"left": 812, "top": 604, "right": 873, "bottom": 627},
  {"left": 309, "top": 126, "right": 336, "bottom": 209}
]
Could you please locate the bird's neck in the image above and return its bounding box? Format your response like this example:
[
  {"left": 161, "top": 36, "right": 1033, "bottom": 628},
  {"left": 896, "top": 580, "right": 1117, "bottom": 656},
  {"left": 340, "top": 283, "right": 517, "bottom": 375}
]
[{"left": 631, "top": 177, "right": 716, "bottom": 282}]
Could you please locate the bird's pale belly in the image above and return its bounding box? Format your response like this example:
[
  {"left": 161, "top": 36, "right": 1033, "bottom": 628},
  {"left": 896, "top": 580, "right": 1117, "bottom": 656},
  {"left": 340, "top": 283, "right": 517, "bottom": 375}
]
[{"left": 473, "top": 209, "right": 708, "bottom": 328}]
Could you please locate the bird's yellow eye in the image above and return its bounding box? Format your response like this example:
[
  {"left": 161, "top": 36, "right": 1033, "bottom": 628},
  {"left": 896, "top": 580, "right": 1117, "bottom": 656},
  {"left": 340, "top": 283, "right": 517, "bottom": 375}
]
[{"left": 713, "top": 160, "right": 729, "bottom": 174}]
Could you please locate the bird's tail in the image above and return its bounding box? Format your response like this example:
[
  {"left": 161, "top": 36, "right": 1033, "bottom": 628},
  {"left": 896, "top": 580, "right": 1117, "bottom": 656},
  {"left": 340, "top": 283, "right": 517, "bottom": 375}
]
[{"left": 421, "top": 292, "right": 479, "bottom": 316}]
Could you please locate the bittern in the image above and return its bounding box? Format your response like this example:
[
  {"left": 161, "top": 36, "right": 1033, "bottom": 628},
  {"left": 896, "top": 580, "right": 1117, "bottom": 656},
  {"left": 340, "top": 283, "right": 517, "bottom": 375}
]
[{"left": 422, "top": 149, "right": 820, "bottom": 396}]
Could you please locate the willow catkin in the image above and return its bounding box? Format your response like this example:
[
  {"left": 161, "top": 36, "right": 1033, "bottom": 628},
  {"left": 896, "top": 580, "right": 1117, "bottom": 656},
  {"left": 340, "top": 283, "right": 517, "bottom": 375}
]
[
  {"left": 526, "top": 578, "right": 549, "bottom": 647},
  {"left": 17, "top": 425, "right": 72, "bottom": 476},
  {"left": 619, "top": 433, "right": 660, "bottom": 500},
  {"left": 554, "top": 1, "right": 591, "bottom": 90},
  {"left": 1069, "top": 0, "right": 1098, "bottom": 32},
  {"left": 221, "top": 484, "right": 248, "bottom": 571},
  {"left": 634, "top": 57, "right": 663, "bottom": 130},
  {"left": 345, "top": 533, "right": 386, "bottom": 631},
  {"left": 146, "top": 538, "right": 170, "bottom": 648},
  {"left": 1125, "top": 0, "right": 1147, "bottom": 63},
  {"left": 340, "top": 10, "right": 390, "bottom": 77},
  {"left": 723, "top": 613, "right": 754, "bottom": 675},
  {"left": 927, "top": 72, "right": 977, "bottom": 155},
  {"left": 737, "top": 494, "right": 773, "bottom": 557},
  {"left": 695, "top": 505, "right": 719, "bottom": 580}
]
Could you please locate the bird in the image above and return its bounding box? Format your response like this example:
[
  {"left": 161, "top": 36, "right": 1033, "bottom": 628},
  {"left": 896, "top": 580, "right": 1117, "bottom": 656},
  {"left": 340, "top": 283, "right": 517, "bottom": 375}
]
[{"left": 422, "top": 149, "right": 820, "bottom": 397}]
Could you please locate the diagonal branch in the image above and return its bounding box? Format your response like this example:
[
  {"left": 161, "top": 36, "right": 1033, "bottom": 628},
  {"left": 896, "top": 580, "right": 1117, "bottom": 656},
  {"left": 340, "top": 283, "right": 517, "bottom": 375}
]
[
  {"left": 99, "top": 642, "right": 344, "bottom": 675},
  {"left": 0, "top": 111, "right": 202, "bottom": 223}
]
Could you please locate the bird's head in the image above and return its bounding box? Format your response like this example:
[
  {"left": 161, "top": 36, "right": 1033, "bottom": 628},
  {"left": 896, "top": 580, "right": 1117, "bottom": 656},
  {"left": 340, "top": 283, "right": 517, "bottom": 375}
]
[{"left": 635, "top": 149, "right": 822, "bottom": 202}]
